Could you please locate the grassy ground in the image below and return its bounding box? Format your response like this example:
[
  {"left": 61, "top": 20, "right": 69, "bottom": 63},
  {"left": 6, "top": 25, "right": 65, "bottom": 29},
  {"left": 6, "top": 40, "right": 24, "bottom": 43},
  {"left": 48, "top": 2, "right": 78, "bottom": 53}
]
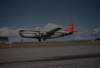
[{"left": 0, "top": 40, "right": 100, "bottom": 47}]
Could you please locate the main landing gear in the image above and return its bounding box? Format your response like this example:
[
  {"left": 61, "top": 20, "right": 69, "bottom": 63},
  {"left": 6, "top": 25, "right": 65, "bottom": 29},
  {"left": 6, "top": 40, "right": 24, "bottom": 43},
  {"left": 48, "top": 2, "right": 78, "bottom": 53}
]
[
  {"left": 38, "top": 38, "right": 46, "bottom": 42},
  {"left": 43, "top": 38, "right": 46, "bottom": 41},
  {"left": 38, "top": 39, "right": 41, "bottom": 42}
]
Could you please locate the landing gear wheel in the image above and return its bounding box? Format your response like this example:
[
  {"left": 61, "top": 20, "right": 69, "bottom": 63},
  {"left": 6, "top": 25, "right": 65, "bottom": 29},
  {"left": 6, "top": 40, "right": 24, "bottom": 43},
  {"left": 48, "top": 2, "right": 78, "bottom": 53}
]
[
  {"left": 43, "top": 38, "right": 46, "bottom": 41},
  {"left": 39, "top": 39, "right": 41, "bottom": 42}
]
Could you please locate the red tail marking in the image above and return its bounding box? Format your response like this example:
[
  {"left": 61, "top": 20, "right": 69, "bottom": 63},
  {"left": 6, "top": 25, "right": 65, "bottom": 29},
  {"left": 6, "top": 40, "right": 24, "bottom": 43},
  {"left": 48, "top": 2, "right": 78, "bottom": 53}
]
[{"left": 64, "top": 21, "right": 74, "bottom": 32}]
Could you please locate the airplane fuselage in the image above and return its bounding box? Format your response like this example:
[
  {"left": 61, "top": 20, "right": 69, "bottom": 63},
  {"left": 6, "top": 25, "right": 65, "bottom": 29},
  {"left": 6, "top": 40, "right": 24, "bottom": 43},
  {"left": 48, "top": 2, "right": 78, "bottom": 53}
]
[{"left": 19, "top": 30, "right": 73, "bottom": 39}]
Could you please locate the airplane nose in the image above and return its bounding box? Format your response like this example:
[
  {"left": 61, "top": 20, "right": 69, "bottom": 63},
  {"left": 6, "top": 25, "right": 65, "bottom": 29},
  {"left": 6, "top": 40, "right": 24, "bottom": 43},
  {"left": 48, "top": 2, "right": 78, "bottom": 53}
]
[
  {"left": 19, "top": 32, "right": 24, "bottom": 34},
  {"left": 19, "top": 30, "right": 24, "bottom": 34},
  {"left": 19, "top": 32, "right": 21, "bottom": 34}
]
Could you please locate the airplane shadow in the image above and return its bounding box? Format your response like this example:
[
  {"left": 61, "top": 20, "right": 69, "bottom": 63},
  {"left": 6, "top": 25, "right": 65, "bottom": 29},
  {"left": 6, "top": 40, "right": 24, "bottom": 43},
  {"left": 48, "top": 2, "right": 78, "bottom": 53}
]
[{"left": 0, "top": 53, "right": 100, "bottom": 65}]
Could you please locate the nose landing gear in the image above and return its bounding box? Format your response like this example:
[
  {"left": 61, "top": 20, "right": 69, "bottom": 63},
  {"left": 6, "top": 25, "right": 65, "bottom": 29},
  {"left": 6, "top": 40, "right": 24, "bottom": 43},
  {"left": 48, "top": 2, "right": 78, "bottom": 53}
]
[{"left": 38, "top": 38, "right": 46, "bottom": 42}]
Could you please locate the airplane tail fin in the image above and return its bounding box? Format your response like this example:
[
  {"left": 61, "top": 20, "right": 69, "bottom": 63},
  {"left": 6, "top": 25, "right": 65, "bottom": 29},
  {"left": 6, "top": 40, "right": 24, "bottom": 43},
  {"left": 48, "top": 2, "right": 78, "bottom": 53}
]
[{"left": 64, "top": 21, "right": 74, "bottom": 32}]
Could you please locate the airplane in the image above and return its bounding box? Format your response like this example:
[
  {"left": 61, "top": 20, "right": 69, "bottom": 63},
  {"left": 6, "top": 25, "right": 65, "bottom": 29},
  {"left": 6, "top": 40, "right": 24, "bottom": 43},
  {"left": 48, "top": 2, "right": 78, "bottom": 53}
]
[{"left": 19, "top": 21, "right": 75, "bottom": 42}]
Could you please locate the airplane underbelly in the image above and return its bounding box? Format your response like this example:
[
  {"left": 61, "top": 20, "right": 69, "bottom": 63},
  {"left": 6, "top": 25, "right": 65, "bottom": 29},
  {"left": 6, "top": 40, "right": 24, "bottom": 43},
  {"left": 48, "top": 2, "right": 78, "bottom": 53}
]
[{"left": 20, "top": 34, "right": 34, "bottom": 38}]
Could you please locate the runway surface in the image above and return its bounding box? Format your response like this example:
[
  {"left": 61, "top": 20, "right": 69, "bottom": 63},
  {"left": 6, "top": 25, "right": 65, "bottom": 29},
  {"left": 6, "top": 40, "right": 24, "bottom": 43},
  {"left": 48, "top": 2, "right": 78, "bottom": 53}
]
[{"left": 0, "top": 44, "right": 100, "bottom": 68}]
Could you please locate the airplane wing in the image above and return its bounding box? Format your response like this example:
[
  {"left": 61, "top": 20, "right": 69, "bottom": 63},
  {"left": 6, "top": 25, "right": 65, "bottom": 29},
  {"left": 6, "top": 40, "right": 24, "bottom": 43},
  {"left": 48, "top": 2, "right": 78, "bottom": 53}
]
[{"left": 46, "top": 27, "right": 62, "bottom": 34}]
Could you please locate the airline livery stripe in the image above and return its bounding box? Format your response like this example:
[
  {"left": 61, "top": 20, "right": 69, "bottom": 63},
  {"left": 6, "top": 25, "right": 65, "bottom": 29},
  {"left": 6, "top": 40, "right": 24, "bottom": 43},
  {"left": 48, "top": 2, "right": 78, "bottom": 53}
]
[{"left": 19, "top": 32, "right": 36, "bottom": 34}]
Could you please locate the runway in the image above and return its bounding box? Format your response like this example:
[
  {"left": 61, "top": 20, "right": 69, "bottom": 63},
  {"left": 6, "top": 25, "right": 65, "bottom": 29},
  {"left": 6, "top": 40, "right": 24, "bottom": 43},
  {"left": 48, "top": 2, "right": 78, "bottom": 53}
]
[{"left": 0, "top": 44, "right": 100, "bottom": 68}]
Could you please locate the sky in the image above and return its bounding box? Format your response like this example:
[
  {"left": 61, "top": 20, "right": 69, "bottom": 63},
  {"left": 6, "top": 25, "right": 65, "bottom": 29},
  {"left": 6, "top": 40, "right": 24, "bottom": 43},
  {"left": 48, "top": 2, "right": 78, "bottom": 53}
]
[{"left": 0, "top": 0, "right": 100, "bottom": 42}]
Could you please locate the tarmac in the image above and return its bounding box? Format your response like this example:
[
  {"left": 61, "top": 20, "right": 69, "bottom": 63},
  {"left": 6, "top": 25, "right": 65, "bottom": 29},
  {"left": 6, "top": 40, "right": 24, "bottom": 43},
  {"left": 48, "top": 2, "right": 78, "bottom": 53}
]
[{"left": 0, "top": 44, "right": 100, "bottom": 68}]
